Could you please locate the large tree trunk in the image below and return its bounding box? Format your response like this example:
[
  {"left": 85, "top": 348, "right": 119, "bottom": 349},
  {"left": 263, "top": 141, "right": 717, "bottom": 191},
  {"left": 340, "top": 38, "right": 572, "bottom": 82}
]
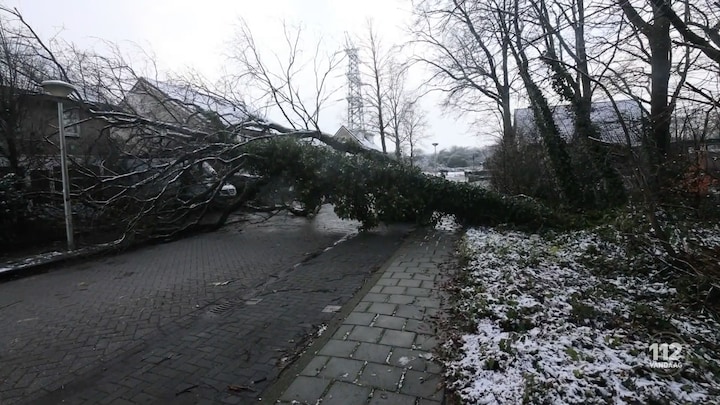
[
  {"left": 500, "top": 34, "right": 515, "bottom": 149},
  {"left": 648, "top": 6, "right": 673, "bottom": 164}
]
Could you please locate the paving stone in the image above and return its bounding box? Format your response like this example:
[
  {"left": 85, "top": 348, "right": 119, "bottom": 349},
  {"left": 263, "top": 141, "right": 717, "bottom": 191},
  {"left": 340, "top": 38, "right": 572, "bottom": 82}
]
[
  {"left": 388, "top": 348, "right": 435, "bottom": 371},
  {"left": 412, "top": 274, "right": 435, "bottom": 281},
  {"left": 321, "top": 382, "right": 372, "bottom": 405},
  {"left": 129, "top": 392, "right": 157, "bottom": 404},
  {"left": 357, "top": 362, "right": 403, "bottom": 391},
  {"left": 367, "top": 302, "right": 397, "bottom": 316},
  {"left": 220, "top": 396, "right": 243, "bottom": 404},
  {"left": 413, "top": 334, "right": 439, "bottom": 351},
  {"left": 389, "top": 272, "right": 412, "bottom": 279},
  {"left": 347, "top": 325, "right": 384, "bottom": 343},
  {"left": 344, "top": 312, "right": 376, "bottom": 326},
  {"left": 397, "top": 279, "right": 422, "bottom": 288},
  {"left": 368, "top": 391, "right": 418, "bottom": 405},
  {"left": 381, "top": 286, "right": 407, "bottom": 295},
  {"left": 280, "top": 376, "right": 331, "bottom": 403},
  {"left": 372, "top": 315, "right": 406, "bottom": 330},
  {"left": 351, "top": 342, "right": 393, "bottom": 364},
  {"left": 380, "top": 330, "right": 416, "bottom": 348},
  {"left": 353, "top": 303, "right": 372, "bottom": 314},
  {"left": 318, "top": 358, "right": 365, "bottom": 381},
  {"left": 425, "top": 361, "right": 442, "bottom": 374},
  {"left": 418, "top": 399, "right": 443, "bottom": 405},
  {"left": 108, "top": 399, "right": 134, "bottom": 405},
  {"left": 421, "top": 280, "right": 437, "bottom": 289},
  {"left": 376, "top": 278, "right": 399, "bottom": 286},
  {"left": 425, "top": 308, "right": 441, "bottom": 318},
  {"left": 395, "top": 305, "right": 425, "bottom": 320},
  {"left": 332, "top": 324, "right": 354, "bottom": 340},
  {"left": 406, "top": 287, "right": 432, "bottom": 297},
  {"left": 318, "top": 340, "right": 358, "bottom": 357},
  {"left": 399, "top": 370, "right": 443, "bottom": 401},
  {"left": 400, "top": 267, "right": 430, "bottom": 274},
  {"left": 369, "top": 285, "right": 384, "bottom": 294},
  {"left": 384, "top": 266, "right": 406, "bottom": 273},
  {"left": 414, "top": 297, "right": 441, "bottom": 309},
  {"left": 363, "top": 293, "right": 390, "bottom": 303},
  {"left": 403, "top": 319, "right": 434, "bottom": 335},
  {"left": 388, "top": 295, "right": 415, "bottom": 305},
  {"left": 300, "top": 356, "right": 330, "bottom": 377}
]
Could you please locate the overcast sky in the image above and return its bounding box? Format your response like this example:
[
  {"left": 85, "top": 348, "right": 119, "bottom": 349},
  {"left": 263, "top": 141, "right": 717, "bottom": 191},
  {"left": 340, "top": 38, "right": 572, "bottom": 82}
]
[{"left": 6, "top": 0, "right": 498, "bottom": 151}]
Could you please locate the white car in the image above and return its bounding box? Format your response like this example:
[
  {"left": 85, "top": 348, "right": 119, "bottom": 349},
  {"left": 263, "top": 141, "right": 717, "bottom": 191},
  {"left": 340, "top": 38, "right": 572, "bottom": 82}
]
[
  {"left": 202, "top": 162, "right": 236, "bottom": 198},
  {"left": 219, "top": 183, "right": 237, "bottom": 197}
]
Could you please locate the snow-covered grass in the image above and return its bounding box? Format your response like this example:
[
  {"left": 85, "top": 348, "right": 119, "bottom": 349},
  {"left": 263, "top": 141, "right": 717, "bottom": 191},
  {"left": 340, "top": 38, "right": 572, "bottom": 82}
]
[{"left": 441, "top": 227, "right": 720, "bottom": 404}]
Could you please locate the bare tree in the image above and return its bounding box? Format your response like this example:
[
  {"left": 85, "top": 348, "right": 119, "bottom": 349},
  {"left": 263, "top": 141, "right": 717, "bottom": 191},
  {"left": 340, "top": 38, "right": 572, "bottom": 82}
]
[
  {"left": 503, "top": 0, "right": 586, "bottom": 206},
  {"left": 650, "top": 0, "right": 720, "bottom": 64},
  {"left": 617, "top": 0, "right": 675, "bottom": 165},
  {"left": 398, "top": 101, "right": 428, "bottom": 164},
  {"left": 532, "top": 0, "right": 627, "bottom": 205},
  {"left": 360, "top": 21, "right": 391, "bottom": 154},
  {"left": 228, "top": 20, "right": 344, "bottom": 132},
  {"left": 0, "top": 6, "right": 66, "bottom": 178},
  {"left": 413, "top": 0, "right": 517, "bottom": 146},
  {"left": 385, "top": 61, "right": 409, "bottom": 159}
]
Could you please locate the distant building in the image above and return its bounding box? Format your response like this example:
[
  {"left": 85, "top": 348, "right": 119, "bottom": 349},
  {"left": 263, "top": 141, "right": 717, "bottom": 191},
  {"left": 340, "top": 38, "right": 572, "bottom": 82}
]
[
  {"left": 111, "top": 77, "right": 271, "bottom": 177},
  {"left": 333, "top": 125, "right": 382, "bottom": 151},
  {"left": 123, "top": 78, "right": 249, "bottom": 129},
  {"left": 513, "top": 99, "right": 644, "bottom": 145}
]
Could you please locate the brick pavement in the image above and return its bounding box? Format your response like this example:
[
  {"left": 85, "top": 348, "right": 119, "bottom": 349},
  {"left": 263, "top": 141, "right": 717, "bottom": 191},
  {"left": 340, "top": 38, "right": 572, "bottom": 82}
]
[
  {"left": 268, "top": 226, "right": 457, "bottom": 405},
  {"left": 0, "top": 207, "right": 411, "bottom": 404}
]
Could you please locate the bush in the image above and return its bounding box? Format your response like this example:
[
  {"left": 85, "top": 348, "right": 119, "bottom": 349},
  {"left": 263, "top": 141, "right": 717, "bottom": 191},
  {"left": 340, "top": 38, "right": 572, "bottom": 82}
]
[
  {"left": 0, "top": 174, "right": 28, "bottom": 239},
  {"left": 0, "top": 174, "right": 65, "bottom": 251}
]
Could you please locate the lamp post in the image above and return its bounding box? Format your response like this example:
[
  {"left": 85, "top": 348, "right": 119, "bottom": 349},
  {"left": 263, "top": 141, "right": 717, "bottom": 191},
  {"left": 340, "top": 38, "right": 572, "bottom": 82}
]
[
  {"left": 432, "top": 142, "right": 439, "bottom": 170},
  {"left": 40, "top": 80, "right": 76, "bottom": 251}
]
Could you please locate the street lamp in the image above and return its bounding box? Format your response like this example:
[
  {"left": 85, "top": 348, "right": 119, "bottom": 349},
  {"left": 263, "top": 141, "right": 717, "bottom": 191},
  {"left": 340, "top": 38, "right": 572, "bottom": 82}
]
[
  {"left": 432, "top": 142, "right": 439, "bottom": 170},
  {"left": 40, "top": 80, "right": 76, "bottom": 251}
]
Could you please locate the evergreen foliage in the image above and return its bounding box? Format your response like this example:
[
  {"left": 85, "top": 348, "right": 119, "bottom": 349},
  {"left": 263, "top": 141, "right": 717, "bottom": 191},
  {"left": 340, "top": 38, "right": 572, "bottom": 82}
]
[{"left": 244, "top": 138, "right": 558, "bottom": 230}]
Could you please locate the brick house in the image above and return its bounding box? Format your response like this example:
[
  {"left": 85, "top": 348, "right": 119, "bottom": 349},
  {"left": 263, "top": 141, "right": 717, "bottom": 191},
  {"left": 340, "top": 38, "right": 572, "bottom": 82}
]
[{"left": 0, "top": 88, "right": 117, "bottom": 192}]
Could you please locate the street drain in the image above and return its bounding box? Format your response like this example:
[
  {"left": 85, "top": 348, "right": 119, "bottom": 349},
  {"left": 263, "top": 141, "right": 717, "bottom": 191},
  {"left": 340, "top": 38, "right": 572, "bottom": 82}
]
[{"left": 209, "top": 301, "right": 234, "bottom": 315}]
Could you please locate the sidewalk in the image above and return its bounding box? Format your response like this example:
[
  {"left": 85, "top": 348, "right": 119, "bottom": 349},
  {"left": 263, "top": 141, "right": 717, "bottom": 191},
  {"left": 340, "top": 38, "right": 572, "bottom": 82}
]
[
  {"left": 271, "top": 227, "right": 456, "bottom": 405},
  {"left": 0, "top": 242, "right": 119, "bottom": 278}
]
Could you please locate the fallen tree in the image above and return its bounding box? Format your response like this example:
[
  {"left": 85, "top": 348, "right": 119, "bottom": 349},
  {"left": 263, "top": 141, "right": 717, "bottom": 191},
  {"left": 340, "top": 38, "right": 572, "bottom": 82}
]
[
  {"left": 242, "top": 137, "right": 558, "bottom": 230},
  {"left": 0, "top": 7, "right": 558, "bottom": 252}
]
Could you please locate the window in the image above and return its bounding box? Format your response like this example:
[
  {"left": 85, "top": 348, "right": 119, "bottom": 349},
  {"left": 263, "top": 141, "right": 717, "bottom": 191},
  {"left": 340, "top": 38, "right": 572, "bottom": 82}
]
[{"left": 63, "top": 109, "right": 80, "bottom": 137}]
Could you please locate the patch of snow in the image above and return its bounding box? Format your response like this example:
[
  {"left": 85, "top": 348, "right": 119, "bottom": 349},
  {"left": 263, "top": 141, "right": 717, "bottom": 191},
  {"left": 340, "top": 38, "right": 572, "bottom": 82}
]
[
  {"left": 434, "top": 214, "right": 462, "bottom": 232},
  {"left": 444, "top": 227, "right": 720, "bottom": 404}
]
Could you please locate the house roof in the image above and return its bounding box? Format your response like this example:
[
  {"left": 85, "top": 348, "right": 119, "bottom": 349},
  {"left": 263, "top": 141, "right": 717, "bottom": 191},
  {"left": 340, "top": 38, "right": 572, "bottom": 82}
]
[
  {"left": 333, "top": 125, "right": 382, "bottom": 151},
  {"left": 129, "top": 78, "right": 250, "bottom": 126},
  {"left": 514, "top": 99, "right": 643, "bottom": 144}
]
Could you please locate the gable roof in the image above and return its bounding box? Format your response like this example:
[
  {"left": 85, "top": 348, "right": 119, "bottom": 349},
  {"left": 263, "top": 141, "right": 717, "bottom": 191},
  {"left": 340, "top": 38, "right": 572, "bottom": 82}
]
[
  {"left": 127, "top": 78, "right": 250, "bottom": 127},
  {"left": 333, "top": 125, "right": 382, "bottom": 151},
  {"left": 514, "top": 99, "right": 644, "bottom": 144}
]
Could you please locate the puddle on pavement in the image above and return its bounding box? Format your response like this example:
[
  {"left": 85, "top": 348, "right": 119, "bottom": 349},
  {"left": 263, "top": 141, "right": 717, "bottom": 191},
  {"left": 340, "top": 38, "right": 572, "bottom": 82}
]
[{"left": 228, "top": 205, "right": 360, "bottom": 238}]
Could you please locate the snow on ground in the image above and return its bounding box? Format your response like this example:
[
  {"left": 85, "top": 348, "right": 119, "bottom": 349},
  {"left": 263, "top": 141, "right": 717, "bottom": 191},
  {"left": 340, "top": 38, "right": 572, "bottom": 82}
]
[{"left": 443, "top": 227, "right": 720, "bottom": 404}]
